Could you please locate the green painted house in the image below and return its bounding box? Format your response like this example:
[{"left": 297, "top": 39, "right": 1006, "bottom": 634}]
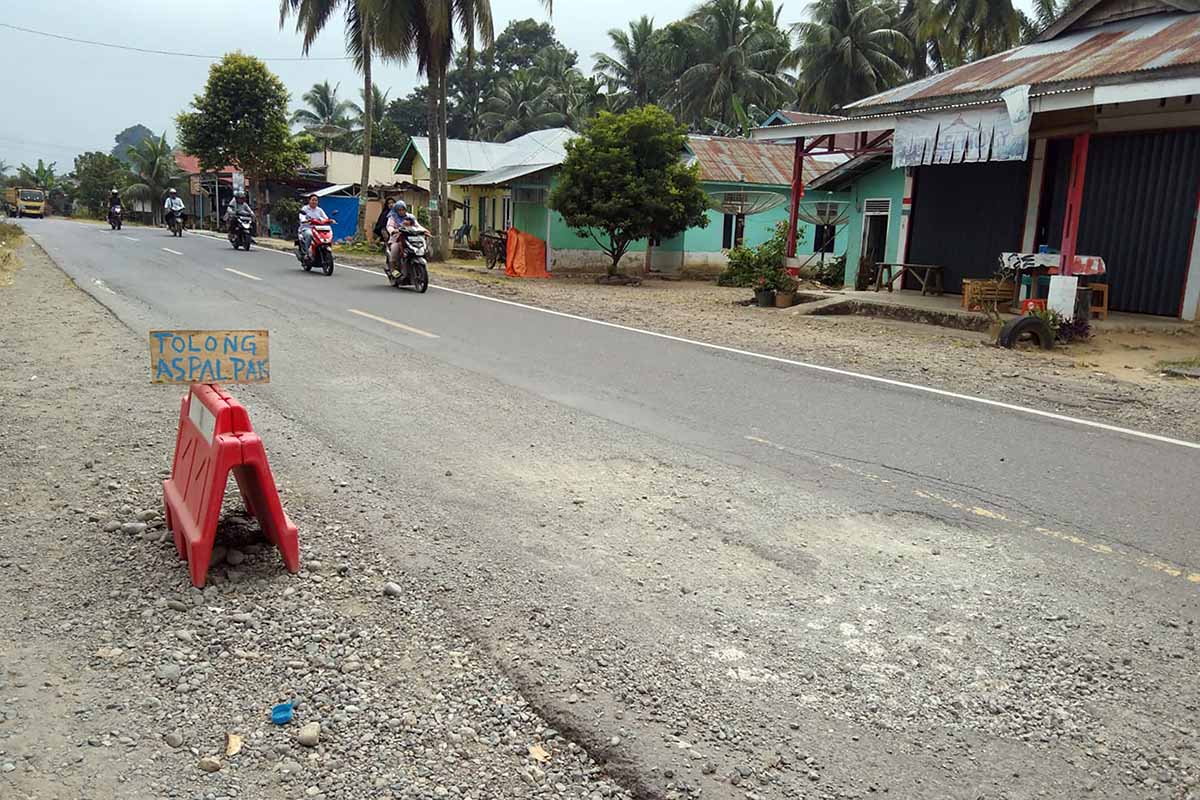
[{"left": 455, "top": 133, "right": 847, "bottom": 273}]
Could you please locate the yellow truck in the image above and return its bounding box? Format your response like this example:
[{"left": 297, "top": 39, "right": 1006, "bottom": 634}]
[{"left": 4, "top": 187, "right": 46, "bottom": 218}]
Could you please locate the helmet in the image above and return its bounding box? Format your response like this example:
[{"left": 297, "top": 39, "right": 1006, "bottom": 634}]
[{"left": 169, "top": 188, "right": 177, "bottom": 195}]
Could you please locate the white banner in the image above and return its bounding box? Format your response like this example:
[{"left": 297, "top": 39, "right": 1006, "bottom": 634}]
[{"left": 893, "top": 101, "right": 1031, "bottom": 168}]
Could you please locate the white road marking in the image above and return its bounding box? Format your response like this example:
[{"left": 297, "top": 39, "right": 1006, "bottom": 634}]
[
  {"left": 224, "top": 267, "right": 261, "bottom": 281},
  {"left": 429, "top": 285, "right": 1200, "bottom": 451},
  {"left": 162, "top": 247, "right": 183, "bottom": 256},
  {"left": 122, "top": 236, "right": 140, "bottom": 242},
  {"left": 183, "top": 231, "right": 1200, "bottom": 451},
  {"left": 347, "top": 308, "right": 439, "bottom": 339},
  {"left": 92, "top": 279, "right": 117, "bottom": 296}
]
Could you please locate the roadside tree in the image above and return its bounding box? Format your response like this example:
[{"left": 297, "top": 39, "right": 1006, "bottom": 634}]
[
  {"left": 73, "top": 152, "right": 130, "bottom": 216},
  {"left": 548, "top": 105, "right": 709, "bottom": 279}
]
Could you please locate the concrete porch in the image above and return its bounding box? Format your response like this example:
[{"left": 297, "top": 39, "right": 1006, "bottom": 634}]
[{"left": 798, "top": 288, "right": 1197, "bottom": 333}]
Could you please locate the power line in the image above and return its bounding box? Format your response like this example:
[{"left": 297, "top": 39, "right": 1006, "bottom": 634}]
[{"left": 0, "top": 22, "right": 353, "bottom": 62}]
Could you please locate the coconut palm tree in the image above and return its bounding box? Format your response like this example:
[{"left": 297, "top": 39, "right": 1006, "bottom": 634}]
[
  {"left": 480, "top": 72, "right": 564, "bottom": 142},
  {"left": 918, "top": 0, "right": 1021, "bottom": 66},
  {"left": 1020, "top": 0, "right": 1068, "bottom": 41},
  {"left": 17, "top": 160, "right": 61, "bottom": 193},
  {"left": 291, "top": 81, "right": 355, "bottom": 129},
  {"left": 790, "top": 0, "right": 911, "bottom": 112},
  {"left": 122, "top": 135, "right": 181, "bottom": 224},
  {"left": 674, "top": 0, "right": 794, "bottom": 129},
  {"left": 347, "top": 83, "right": 391, "bottom": 152},
  {"left": 281, "top": 0, "right": 408, "bottom": 238},
  {"left": 592, "top": 16, "right": 660, "bottom": 110}
]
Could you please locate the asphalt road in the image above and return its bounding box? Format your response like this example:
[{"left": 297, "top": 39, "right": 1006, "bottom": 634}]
[{"left": 16, "top": 217, "right": 1200, "bottom": 798}]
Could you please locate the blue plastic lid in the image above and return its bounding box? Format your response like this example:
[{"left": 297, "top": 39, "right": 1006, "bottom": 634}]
[{"left": 271, "top": 703, "right": 294, "bottom": 725}]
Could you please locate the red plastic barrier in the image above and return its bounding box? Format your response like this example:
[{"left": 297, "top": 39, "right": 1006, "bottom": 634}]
[{"left": 162, "top": 383, "right": 300, "bottom": 587}]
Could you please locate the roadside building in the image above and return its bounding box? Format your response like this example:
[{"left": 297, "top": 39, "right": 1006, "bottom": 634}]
[{"left": 753, "top": 0, "right": 1200, "bottom": 318}]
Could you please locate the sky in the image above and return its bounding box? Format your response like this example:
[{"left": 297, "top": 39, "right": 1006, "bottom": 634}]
[{"left": 0, "top": 0, "right": 1037, "bottom": 173}]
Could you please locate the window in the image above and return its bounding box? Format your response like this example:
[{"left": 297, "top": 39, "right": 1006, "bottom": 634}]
[
  {"left": 863, "top": 198, "right": 891, "bottom": 215},
  {"left": 463, "top": 197, "right": 471, "bottom": 227},
  {"left": 502, "top": 197, "right": 512, "bottom": 229},
  {"left": 813, "top": 224, "right": 836, "bottom": 253}
]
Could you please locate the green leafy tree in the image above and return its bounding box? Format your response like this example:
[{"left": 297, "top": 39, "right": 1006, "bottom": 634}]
[
  {"left": 348, "top": 83, "right": 391, "bottom": 154},
  {"left": 17, "top": 159, "right": 59, "bottom": 190},
  {"left": 791, "top": 0, "right": 910, "bottom": 112},
  {"left": 73, "top": 151, "right": 130, "bottom": 215},
  {"left": 111, "top": 124, "right": 157, "bottom": 165},
  {"left": 549, "top": 105, "right": 709, "bottom": 277},
  {"left": 385, "top": 89, "right": 430, "bottom": 137},
  {"left": 272, "top": 196, "right": 303, "bottom": 238},
  {"left": 177, "top": 53, "right": 306, "bottom": 185},
  {"left": 493, "top": 18, "right": 560, "bottom": 73},
  {"left": 918, "top": 0, "right": 1021, "bottom": 66},
  {"left": 122, "top": 135, "right": 182, "bottom": 224}
]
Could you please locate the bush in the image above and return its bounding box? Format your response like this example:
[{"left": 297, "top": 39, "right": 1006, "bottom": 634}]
[
  {"left": 815, "top": 255, "right": 845, "bottom": 287},
  {"left": 1025, "top": 307, "right": 1091, "bottom": 343},
  {"left": 272, "top": 198, "right": 301, "bottom": 240},
  {"left": 716, "top": 221, "right": 788, "bottom": 288}
]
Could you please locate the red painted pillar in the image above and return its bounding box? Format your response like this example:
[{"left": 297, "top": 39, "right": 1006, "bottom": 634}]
[
  {"left": 1059, "top": 133, "right": 1091, "bottom": 275},
  {"left": 785, "top": 137, "right": 806, "bottom": 258}
]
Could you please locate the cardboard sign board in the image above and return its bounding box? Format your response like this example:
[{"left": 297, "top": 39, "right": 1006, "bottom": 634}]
[
  {"left": 149, "top": 330, "right": 269, "bottom": 384},
  {"left": 232, "top": 172, "right": 245, "bottom": 194},
  {"left": 1047, "top": 276, "right": 1079, "bottom": 320},
  {"left": 189, "top": 175, "right": 202, "bottom": 196}
]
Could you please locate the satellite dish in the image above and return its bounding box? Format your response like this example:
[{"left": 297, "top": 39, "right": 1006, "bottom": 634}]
[
  {"left": 306, "top": 124, "right": 349, "bottom": 141},
  {"left": 707, "top": 190, "right": 787, "bottom": 216}
]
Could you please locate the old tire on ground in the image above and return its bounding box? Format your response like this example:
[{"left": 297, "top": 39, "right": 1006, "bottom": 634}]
[{"left": 998, "top": 315, "right": 1055, "bottom": 350}]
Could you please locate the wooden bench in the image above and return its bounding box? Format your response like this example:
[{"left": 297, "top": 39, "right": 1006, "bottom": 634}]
[{"left": 874, "top": 262, "right": 944, "bottom": 296}]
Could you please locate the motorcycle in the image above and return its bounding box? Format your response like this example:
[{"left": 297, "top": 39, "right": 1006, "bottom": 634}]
[
  {"left": 229, "top": 213, "right": 254, "bottom": 251},
  {"left": 166, "top": 210, "right": 184, "bottom": 237},
  {"left": 297, "top": 222, "right": 335, "bottom": 275},
  {"left": 108, "top": 206, "right": 123, "bottom": 230},
  {"left": 387, "top": 224, "right": 429, "bottom": 293}
]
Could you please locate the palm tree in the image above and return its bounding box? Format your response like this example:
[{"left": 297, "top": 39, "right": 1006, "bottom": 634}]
[
  {"left": 0, "top": 159, "right": 10, "bottom": 178},
  {"left": 1020, "top": 0, "right": 1068, "bottom": 42},
  {"left": 674, "top": 0, "right": 794, "bottom": 129},
  {"left": 347, "top": 83, "right": 391, "bottom": 152},
  {"left": 918, "top": 0, "right": 1021, "bottom": 66},
  {"left": 480, "top": 72, "right": 564, "bottom": 141},
  {"left": 593, "top": 16, "right": 660, "bottom": 110},
  {"left": 291, "top": 81, "right": 355, "bottom": 129},
  {"left": 122, "top": 135, "right": 181, "bottom": 224},
  {"left": 790, "top": 0, "right": 911, "bottom": 112},
  {"left": 281, "top": 0, "right": 405, "bottom": 238}
]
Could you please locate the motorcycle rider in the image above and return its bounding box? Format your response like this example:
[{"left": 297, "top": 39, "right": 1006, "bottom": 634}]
[
  {"left": 107, "top": 188, "right": 122, "bottom": 222},
  {"left": 163, "top": 188, "right": 185, "bottom": 229},
  {"left": 384, "top": 200, "right": 411, "bottom": 279},
  {"left": 225, "top": 191, "right": 255, "bottom": 243},
  {"left": 297, "top": 194, "right": 331, "bottom": 258}
]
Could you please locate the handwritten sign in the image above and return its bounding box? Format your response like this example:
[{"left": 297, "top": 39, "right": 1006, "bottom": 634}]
[{"left": 149, "top": 330, "right": 270, "bottom": 384}]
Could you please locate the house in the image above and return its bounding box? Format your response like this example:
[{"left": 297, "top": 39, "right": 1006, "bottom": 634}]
[
  {"left": 307, "top": 150, "right": 409, "bottom": 187},
  {"left": 445, "top": 131, "right": 841, "bottom": 273},
  {"left": 752, "top": 0, "right": 1200, "bottom": 318},
  {"left": 394, "top": 128, "right": 575, "bottom": 238},
  {"left": 173, "top": 154, "right": 238, "bottom": 228}
]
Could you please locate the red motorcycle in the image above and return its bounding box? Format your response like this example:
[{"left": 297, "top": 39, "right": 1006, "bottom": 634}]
[{"left": 297, "top": 223, "right": 335, "bottom": 276}]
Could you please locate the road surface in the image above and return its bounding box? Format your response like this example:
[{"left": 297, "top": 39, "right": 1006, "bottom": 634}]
[{"left": 17, "top": 217, "right": 1200, "bottom": 798}]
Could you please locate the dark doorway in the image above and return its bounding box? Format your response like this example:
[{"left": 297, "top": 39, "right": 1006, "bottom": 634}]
[
  {"left": 1035, "top": 138, "right": 1073, "bottom": 251},
  {"left": 722, "top": 213, "right": 747, "bottom": 248},
  {"left": 907, "top": 161, "right": 1029, "bottom": 293},
  {"left": 858, "top": 214, "right": 888, "bottom": 287},
  {"left": 814, "top": 223, "right": 836, "bottom": 253}
]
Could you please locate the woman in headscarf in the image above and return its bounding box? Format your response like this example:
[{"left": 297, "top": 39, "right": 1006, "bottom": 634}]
[{"left": 373, "top": 197, "right": 396, "bottom": 244}]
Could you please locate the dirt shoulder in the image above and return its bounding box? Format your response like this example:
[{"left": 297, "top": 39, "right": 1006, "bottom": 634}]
[{"left": 0, "top": 240, "right": 631, "bottom": 800}]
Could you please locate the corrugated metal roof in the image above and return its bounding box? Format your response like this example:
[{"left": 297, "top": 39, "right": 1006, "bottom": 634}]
[
  {"left": 772, "top": 111, "right": 845, "bottom": 125},
  {"left": 404, "top": 128, "right": 576, "bottom": 174},
  {"left": 685, "top": 136, "right": 837, "bottom": 185},
  {"left": 452, "top": 163, "right": 557, "bottom": 187},
  {"left": 848, "top": 11, "right": 1200, "bottom": 112}
]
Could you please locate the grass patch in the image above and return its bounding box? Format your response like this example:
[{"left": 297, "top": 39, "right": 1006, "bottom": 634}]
[{"left": 1156, "top": 355, "right": 1200, "bottom": 371}]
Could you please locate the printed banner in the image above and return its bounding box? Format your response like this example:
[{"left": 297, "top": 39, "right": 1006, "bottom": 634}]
[{"left": 893, "top": 102, "right": 1031, "bottom": 168}]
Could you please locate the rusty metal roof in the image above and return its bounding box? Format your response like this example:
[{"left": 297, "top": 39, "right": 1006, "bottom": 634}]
[
  {"left": 686, "top": 136, "right": 837, "bottom": 186},
  {"left": 847, "top": 11, "right": 1200, "bottom": 113},
  {"left": 772, "top": 111, "right": 845, "bottom": 125}
]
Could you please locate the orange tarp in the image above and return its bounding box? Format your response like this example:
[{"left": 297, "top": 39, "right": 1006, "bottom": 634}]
[{"left": 505, "top": 227, "right": 549, "bottom": 278}]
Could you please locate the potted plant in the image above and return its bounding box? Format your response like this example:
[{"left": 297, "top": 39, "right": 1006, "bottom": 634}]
[
  {"left": 775, "top": 271, "right": 799, "bottom": 307},
  {"left": 753, "top": 273, "right": 776, "bottom": 307}
]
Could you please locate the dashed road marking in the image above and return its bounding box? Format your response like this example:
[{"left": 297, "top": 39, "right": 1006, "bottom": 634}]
[
  {"left": 162, "top": 247, "right": 183, "bottom": 256},
  {"left": 347, "top": 308, "right": 438, "bottom": 339},
  {"left": 122, "top": 236, "right": 140, "bottom": 242},
  {"left": 224, "top": 267, "right": 261, "bottom": 281}
]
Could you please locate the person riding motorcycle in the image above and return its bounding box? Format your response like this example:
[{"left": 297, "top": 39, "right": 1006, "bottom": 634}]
[
  {"left": 225, "top": 191, "right": 255, "bottom": 241},
  {"left": 163, "top": 188, "right": 185, "bottom": 228},
  {"left": 297, "top": 194, "right": 331, "bottom": 256},
  {"left": 107, "top": 189, "right": 122, "bottom": 220},
  {"left": 385, "top": 203, "right": 427, "bottom": 280}
]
